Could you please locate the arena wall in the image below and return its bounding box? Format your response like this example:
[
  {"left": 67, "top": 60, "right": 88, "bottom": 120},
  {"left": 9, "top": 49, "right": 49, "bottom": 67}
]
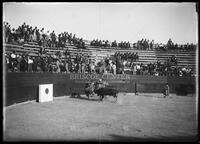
[{"left": 5, "top": 73, "right": 196, "bottom": 106}]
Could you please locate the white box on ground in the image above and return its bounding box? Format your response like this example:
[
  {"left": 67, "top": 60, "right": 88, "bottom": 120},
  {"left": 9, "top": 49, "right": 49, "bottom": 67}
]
[{"left": 39, "top": 84, "right": 53, "bottom": 103}]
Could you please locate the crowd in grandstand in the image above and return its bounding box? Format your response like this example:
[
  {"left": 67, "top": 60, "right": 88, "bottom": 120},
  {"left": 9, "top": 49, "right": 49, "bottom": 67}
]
[
  {"left": 3, "top": 21, "right": 86, "bottom": 49},
  {"left": 132, "top": 60, "right": 194, "bottom": 77},
  {"left": 4, "top": 21, "right": 195, "bottom": 76},
  {"left": 5, "top": 49, "right": 194, "bottom": 77},
  {"left": 5, "top": 50, "right": 91, "bottom": 73},
  {"left": 134, "top": 38, "right": 196, "bottom": 51},
  {"left": 4, "top": 21, "right": 196, "bottom": 51},
  {"left": 114, "top": 52, "right": 139, "bottom": 62},
  {"left": 90, "top": 39, "right": 131, "bottom": 49},
  {"left": 90, "top": 39, "right": 111, "bottom": 48},
  {"left": 112, "top": 53, "right": 193, "bottom": 76},
  {"left": 135, "top": 39, "right": 155, "bottom": 50}
]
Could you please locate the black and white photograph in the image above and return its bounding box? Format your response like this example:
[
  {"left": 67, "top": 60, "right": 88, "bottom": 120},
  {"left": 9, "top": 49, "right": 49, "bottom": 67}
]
[{"left": 3, "top": 2, "right": 198, "bottom": 142}]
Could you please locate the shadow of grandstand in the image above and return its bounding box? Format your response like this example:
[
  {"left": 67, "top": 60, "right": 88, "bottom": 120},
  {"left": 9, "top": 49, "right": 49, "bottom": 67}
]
[
  {"left": 137, "top": 93, "right": 165, "bottom": 98},
  {"left": 107, "top": 134, "right": 198, "bottom": 142},
  {"left": 69, "top": 94, "right": 100, "bottom": 101}
]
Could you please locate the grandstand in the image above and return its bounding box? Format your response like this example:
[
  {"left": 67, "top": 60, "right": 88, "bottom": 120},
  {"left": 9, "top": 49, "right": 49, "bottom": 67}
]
[
  {"left": 4, "top": 41, "right": 196, "bottom": 71},
  {"left": 87, "top": 45, "right": 196, "bottom": 68},
  {"left": 3, "top": 19, "right": 197, "bottom": 76}
]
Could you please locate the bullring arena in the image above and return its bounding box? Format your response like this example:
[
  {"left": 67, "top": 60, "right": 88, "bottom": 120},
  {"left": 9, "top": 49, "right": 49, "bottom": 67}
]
[
  {"left": 4, "top": 92, "right": 197, "bottom": 141},
  {"left": 3, "top": 3, "right": 198, "bottom": 142}
]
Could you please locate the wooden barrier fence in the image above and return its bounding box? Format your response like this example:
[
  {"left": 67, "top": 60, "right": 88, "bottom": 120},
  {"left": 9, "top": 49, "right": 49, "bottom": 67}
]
[{"left": 5, "top": 72, "right": 196, "bottom": 106}]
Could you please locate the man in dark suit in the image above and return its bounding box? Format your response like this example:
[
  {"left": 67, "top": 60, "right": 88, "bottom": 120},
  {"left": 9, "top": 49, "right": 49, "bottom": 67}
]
[{"left": 164, "top": 83, "right": 170, "bottom": 98}]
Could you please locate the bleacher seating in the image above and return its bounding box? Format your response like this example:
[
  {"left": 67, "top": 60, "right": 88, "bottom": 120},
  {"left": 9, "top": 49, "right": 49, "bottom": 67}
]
[
  {"left": 85, "top": 45, "right": 196, "bottom": 69},
  {"left": 4, "top": 40, "right": 197, "bottom": 73}
]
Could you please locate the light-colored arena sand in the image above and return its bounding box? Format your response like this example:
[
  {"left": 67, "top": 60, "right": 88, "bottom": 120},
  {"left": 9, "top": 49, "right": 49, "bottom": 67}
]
[{"left": 4, "top": 93, "right": 198, "bottom": 142}]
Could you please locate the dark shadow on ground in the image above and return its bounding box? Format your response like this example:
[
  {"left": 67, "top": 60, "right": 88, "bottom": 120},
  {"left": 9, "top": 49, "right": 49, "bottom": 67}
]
[
  {"left": 140, "top": 94, "right": 165, "bottom": 98},
  {"left": 69, "top": 95, "right": 118, "bottom": 103},
  {"left": 53, "top": 134, "right": 198, "bottom": 142},
  {"left": 69, "top": 95, "right": 100, "bottom": 102},
  {"left": 107, "top": 134, "right": 198, "bottom": 142}
]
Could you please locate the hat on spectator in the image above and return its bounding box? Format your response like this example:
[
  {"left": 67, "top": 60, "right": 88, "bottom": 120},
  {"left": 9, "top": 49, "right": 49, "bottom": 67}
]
[{"left": 11, "top": 53, "right": 16, "bottom": 58}]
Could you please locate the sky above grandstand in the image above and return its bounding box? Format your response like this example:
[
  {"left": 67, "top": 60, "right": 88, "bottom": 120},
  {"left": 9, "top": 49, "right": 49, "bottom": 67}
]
[{"left": 3, "top": 2, "right": 198, "bottom": 45}]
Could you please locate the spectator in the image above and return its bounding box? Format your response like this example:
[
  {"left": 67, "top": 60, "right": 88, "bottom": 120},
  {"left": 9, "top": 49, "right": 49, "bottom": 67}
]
[
  {"left": 55, "top": 59, "right": 60, "bottom": 73},
  {"left": 32, "top": 56, "right": 38, "bottom": 72},
  {"left": 150, "top": 40, "right": 154, "bottom": 50},
  {"left": 112, "top": 62, "right": 116, "bottom": 75},
  {"left": 19, "top": 55, "right": 28, "bottom": 72},
  {"left": 136, "top": 64, "right": 141, "bottom": 75},
  {"left": 90, "top": 62, "right": 95, "bottom": 73},
  {"left": 81, "top": 62, "right": 86, "bottom": 73},
  {"left": 167, "top": 38, "right": 174, "bottom": 50},
  {"left": 50, "top": 31, "right": 56, "bottom": 48},
  {"left": 5, "top": 24, "right": 12, "bottom": 43},
  {"left": 163, "top": 83, "right": 170, "bottom": 98},
  {"left": 64, "top": 60, "right": 69, "bottom": 73},
  {"left": 170, "top": 55, "right": 178, "bottom": 65},
  {"left": 27, "top": 56, "right": 33, "bottom": 72}
]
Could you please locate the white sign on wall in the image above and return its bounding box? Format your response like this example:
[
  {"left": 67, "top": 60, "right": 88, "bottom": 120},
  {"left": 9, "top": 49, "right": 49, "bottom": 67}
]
[{"left": 39, "top": 84, "right": 53, "bottom": 103}]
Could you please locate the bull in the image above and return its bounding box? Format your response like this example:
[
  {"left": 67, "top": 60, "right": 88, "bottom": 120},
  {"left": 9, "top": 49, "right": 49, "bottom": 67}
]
[
  {"left": 94, "top": 87, "right": 118, "bottom": 101},
  {"left": 85, "top": 81, "right": 118, "bottom": 102},
  {"left": 93, "top": 82, "right": 118, "bottom": 102}
]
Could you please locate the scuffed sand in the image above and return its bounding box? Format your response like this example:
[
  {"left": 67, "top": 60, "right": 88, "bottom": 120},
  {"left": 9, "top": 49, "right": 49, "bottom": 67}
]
[{"left": 4, "top": 93, "right": 198, "bottom": 142}]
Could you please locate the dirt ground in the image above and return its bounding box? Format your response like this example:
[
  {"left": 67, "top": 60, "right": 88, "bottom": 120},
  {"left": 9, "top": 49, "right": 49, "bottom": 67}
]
[{"left": 4, "top": 93, "right": 198, "bottom": 142}]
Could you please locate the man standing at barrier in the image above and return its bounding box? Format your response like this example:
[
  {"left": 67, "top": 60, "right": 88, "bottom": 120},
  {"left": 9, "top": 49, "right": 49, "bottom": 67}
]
[
  {"left": 164, "top": 83, "right": 170, "bottom": 98},
  {"left": 135, "top": 83, "right": 138, "bottom": 95}
]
